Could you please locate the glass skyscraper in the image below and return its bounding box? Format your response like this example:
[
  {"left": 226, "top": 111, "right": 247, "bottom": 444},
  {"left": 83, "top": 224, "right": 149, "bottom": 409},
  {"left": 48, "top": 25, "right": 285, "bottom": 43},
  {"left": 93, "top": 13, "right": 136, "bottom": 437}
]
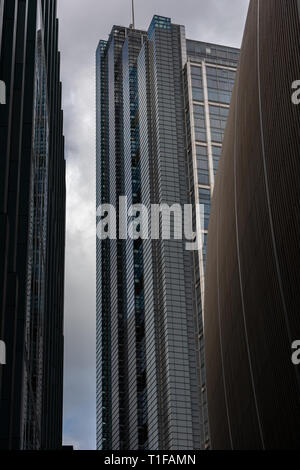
[
  {"left": 0, "top": 0, "right": 65, "bottom": 449},
  {"left": 96, "top": 15, "right": 239, "bottom": 451}
]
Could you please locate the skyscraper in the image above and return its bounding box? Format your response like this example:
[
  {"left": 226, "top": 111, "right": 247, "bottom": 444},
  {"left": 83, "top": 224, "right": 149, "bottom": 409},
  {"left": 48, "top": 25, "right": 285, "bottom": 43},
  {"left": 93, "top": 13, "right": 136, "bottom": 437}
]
[
  {"left": 0, "top": 0, "right": 65, "bottom": 449},
  {"left": 96, "top": 15, "right": 238, "bottom": 450},
  {"left": 183, "top": 37, "right": 239, "bottom": 449},
  {"left": 204, "top": 0, "right": 300, "bottom": 449}
]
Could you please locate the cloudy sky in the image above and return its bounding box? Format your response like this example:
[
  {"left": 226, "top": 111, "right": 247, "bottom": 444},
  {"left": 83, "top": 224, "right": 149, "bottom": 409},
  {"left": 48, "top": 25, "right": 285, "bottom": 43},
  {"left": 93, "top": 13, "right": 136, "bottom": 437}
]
[{"left": 57, "top": 0, "right": 250, "bottom": 450}]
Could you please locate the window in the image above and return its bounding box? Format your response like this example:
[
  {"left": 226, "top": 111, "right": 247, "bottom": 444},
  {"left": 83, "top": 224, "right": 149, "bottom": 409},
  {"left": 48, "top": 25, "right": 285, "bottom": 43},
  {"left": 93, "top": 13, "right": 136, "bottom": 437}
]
[
  {"left": 209, "top": 105, "right": 229, "bottom": 143},
  {"left": 206, "top": 67, "right": 236, "bottom": 104},
  {"left": 191, "top": 66, "right": 203, "bottom": 102},
  {"left": 199, "top": 188, "right": 210, "bottom": 231},
  {"left": 212, "top": 145, "right": 222, "bottom": 176},
  {"left": 196, "top": 146, "right": 209, "bottom": 185},
  {"left": 193, "top": 104, "right": 206, "bottom": 142}
]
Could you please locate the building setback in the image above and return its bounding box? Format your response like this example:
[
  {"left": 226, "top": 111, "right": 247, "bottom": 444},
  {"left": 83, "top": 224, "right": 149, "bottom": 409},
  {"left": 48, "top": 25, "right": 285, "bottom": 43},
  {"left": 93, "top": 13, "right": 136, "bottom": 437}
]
[
  {"left": 96, "top": 15, "right": 239, "bottom": 450},
  {"left": 0, "top": 0, "right": 65, "bottom": 449},
  {"left": 204, "top": 0, "right": 300, "bottom": 449}
]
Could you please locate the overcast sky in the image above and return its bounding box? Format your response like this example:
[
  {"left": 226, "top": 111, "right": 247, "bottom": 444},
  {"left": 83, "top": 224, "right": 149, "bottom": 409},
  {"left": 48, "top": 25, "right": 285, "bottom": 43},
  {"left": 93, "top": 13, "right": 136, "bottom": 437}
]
[{"left": 57, "top": 0, "right": 250, "bottom": 450}]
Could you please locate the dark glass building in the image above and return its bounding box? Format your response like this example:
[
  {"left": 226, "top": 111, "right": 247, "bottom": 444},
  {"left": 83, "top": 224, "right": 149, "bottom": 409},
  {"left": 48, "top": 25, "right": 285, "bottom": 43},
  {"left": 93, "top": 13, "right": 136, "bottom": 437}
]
[
  {"left": 204, "top": 0, "right": 300, "bottom": 450},
  {"left": 96, "top": 16, "right": 239, "bottom": 450},
  {"left": 0, "top": 0, "right": 65, "bottom": 449}
]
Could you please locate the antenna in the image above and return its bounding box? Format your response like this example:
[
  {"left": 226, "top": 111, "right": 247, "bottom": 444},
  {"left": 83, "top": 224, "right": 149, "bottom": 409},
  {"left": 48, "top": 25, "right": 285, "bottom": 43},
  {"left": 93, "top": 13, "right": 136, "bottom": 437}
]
[{"left": 130, "top": 0, "right": 135, "bottom": 29}]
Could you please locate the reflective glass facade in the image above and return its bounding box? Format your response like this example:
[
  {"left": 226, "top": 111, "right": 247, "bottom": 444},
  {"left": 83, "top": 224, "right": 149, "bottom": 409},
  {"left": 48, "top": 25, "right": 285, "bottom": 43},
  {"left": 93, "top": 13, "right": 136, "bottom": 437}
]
[
  {"left": 0, "top": 0, "right": 65, "bottom": 450},
  {"left": 96, "top": 16, "right": 238, "bottom": 451},
  {"left": 23, "top": 26, "right": 49, "bottom": 449},
  {"left": 96, "top": 26, "right": 148, "bottom": 450}
]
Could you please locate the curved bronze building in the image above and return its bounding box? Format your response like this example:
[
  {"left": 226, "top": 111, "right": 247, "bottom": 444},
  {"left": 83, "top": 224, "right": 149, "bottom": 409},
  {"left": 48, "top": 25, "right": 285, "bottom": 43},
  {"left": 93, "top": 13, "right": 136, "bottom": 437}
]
[{"left": 204, "top": 0, "right": 300, "bottom": 449}]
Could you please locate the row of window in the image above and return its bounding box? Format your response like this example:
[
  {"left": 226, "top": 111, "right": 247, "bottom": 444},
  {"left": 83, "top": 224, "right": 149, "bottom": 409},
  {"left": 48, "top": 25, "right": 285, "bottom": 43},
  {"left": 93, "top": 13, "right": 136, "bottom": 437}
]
[
  {"left": 196, "top": 146, "right": 209, "bottom": 186},
  {"left": 193, "top": 104, "right": 206, "bottom": 142},
  {"left": 207, "top": 67, "right": 235, "bottom": 105},
  {"left": 195, "top": 144, "right": 223, "bottom": 184},
  {"left": 209, "top": 105, "right": 229, "bottom": 143},
  {"left": 191, "top": 66, "right": 236, "bottom": 105},
  {"left": 187, "top": 41, "right": 239, "bottom": 64}
]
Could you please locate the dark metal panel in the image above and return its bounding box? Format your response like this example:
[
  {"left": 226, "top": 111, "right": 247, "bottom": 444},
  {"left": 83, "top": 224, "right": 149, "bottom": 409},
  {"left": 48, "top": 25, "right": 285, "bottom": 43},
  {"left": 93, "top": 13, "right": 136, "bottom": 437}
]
[{"left": 205, "top": 0, "right": 300, "bottom": 450}]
